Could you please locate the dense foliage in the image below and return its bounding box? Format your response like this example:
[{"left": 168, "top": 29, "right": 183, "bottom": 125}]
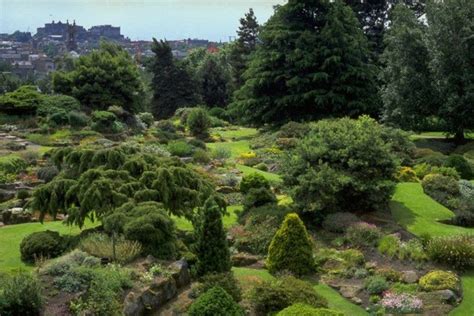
[
  {"left": 194, "top": 197, "right": 231, "bottom": 276},
  {"left": 53, "top": 42, "right": 144, "bottom": 113},
  {"left": 283, "top": 117, "right": 398, "bottom": 215},
  {"left": 20, "top": 230, "right": 65, "bottom": 263},
  {"left": 249, "top": 276, "right": 328, "bottom": 315},
  {"left": 231, "top": 0, "right": 378, "bottom": 125},
  {"left": 149, "top": 39, "right": 199, "bottom": 119},
  {"left": 0, "top": 272, "right": 43, "bottom": 316},
  {"left": 267, "top": 213, "right": 314, "bottom": 275},
  {"left": 188, "top": 286, "right": 244, "bottom": 316}
]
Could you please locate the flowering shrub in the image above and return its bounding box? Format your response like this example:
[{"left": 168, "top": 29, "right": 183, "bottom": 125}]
[
  {"left": 396, "top": 166, "right": 418, "bottom": 182},
  {"left": 381, "top": 292, "right": 423, "bottom": 314},
  {"left": 419, "top": 270, "right": 459, "bottom": 292},
  {"left": 239, "top": 151, "right": 257, "bottom": 159},
  {"left": 345, "top": 222, "right": 382, "bottom": 247}
]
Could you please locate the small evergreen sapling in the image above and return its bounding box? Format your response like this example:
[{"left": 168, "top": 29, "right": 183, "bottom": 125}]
[
  {"left": 194, "top": 197, "right": 231, "bottom": 276},
  {"left": 267, "top": 213, "right": 314, "bottom": 275}
]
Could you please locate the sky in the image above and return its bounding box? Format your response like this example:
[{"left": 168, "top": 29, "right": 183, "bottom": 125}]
[{"left": 0, "top": 0, "right": 286, "bottom": 41}]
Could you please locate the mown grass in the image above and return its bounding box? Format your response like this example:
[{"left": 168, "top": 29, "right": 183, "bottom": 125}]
[
  {"left": 236, "top": 164, "right": 282, "bottom": 183},
  {"left": 390, "top": 182, "right": 472, "bottom": 236},
  {"left": 211, "top": 126, "right": 258, "bottom": 140},
  {"left": 0, "top": 219, "right": 98, "bottom": 273},
  {"left": 232, "top": 267, "right": 367, "bottom": 315},
  {"left": 410, "top": 131, "right": 474, "bottom": 140},
  {"left": 390, "top": 182, "right": 474, "bottom": 315},
  {"left": 172, "top": 204, "right": 241, "bottom": 231}
]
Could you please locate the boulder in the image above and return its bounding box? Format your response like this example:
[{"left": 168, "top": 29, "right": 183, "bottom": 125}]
[
  {"left": 123, "top": 291, "right": 145, "bottom": 316},
  {"left": 216, "top": 186, "right": 236, "bottom": 194},
  {"left": 169, "top": 259, "right": 191, "bottom": 288},
  {"left": 123, "top": 261, "right": 190, "bottom": 316},
  {"left": 365, "top": 261, "right": 378, "bottom": 270},
  {"left": 402, "top": 270, "right": 419, "bottom": 284},
  {"left": 0, "top": 189, "right": 15, "bottom": 202},
  {"left": 340, "top": 285, "right": 363, "bottom": 299},
  {"left": 231, "top": 253, "right": 260, "bottom": 267},
  {"left": 351, "top": 297, "right": 362, "bottom": 305}
]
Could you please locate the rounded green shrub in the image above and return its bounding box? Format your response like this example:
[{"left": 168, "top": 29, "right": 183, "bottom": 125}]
[
  {"left": 282, "top": 117, "right": 398, "bottom": 214},
  {"left": 188, "top": 286, "right": 244, "bottom": 316},
  {"left": 365, "top": 275, "right": 389, "bottom": 294},
  {"left": 277, "top": 304, "right": 343, "bottom": 316},
  {"left": 137, "top": 112, "right": 154, "bottom": 127},
  {"left": 267, "top": 213, "right": 314, "bottom": 275},
  {"left": 243, "top": 187, "right": 277, "bottom": 211},
  {"left": 192, "top": 272, "right": 242, "bottom": 302},
  {"left": 250, "top": 276, "right": 328, "bottom": 315},
  {"left": 419, "top": 270, "right": 459, "bottom": 292},
  {"left": 240, "top": 173, "right": 270, "bottom": 194},
  {"left": 68, "top": 111, "right": 89, "bottom": 128},
  {"left": 187, "top": 108, "right": 211, "bottom": 139},
  {"left": 422, "top": 173, "right": 460, "bottom": 201},
  {"left": 20, "top": 230, "right": 65, "bottom": 263},
  {"left": 445, "top": 154, "right": 473, "bottom": 179},
  {"left": 168, "top": 140, "right": 193, "bottom": 157}
]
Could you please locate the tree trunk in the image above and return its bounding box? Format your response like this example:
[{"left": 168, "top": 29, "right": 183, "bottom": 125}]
[{"left": 454, "top": 129, "right": 466, "bottom": 145}]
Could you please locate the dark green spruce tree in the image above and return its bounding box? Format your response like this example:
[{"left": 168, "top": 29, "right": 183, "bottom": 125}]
[
  {"left": 149, "top": 39, "right": 199, "bottom": 119},
  {"left": 197, "top": 55, "right": 231, "bottom": 108},
  {"left": 380, "top": 4, "right": 437, "bottom": 131},
  {"left": 231, "top": 0, "right": 377, "bottom": 125},
  {"left": 194, "top": 196, "right": 231, "bottom": 276},
  {"left": 318, "top": 0, "right": 379, "bottom": 117},
  {"left": 426, "top": 0, "right": 474, "bottom": 143},
  {"left": 229, "top": 8, "right": 260, "bottom": 88}
]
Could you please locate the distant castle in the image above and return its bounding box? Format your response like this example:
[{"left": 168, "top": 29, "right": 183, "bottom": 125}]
[{"left": 35, "top": 20, "right": 125, "bottom": 46}]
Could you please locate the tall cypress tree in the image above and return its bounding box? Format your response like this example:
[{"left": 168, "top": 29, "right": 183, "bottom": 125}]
[
  {"left": 380, "top": 4, "right": 437, "bottom": 131},
  {"left": 231, "top": 0, "right": 377, "bottom": 125},
  {"left": 149, "top": 39, "right": 198, "bottom": 119},
  {"left": 194, "top": 197, "right": 231, "bottom": 276},
  {"left": 229, "top": 8, "right": 260, "bottom": 88}
]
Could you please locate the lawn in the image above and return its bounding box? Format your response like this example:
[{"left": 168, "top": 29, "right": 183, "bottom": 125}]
[
  {"left": 390, "top": 182, "right": 472, "bottom": 236},
  {"left": 211, "top": 126, "right": 258, "bottom": 140},
  {"left": 0, "top": 219, "right": 98, "bottom": 273},
  {"left": 410, "top": 131, "right": 474, "bottom": 140},
  {"left": 232, "top": 267, "right": 367, "bottom": 315},
  {"left": 172, "top": 204, "right": 241, "bottom": 231},
  {"left": 207, "top": 140, "right": 251, "bottom": 159},
  {"left": 390, "top": 182, "right": 474, "bottom": 315},
  {"left": 236, "top": 164, "right": 282, "bottom": 183},
  {"left": 206, "top": 126, "right": 282, "bottom": 183}
]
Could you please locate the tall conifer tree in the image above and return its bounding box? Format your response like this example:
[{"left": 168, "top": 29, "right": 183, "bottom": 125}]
[
  {"left": 229, "top": 8, "right": 260, "bottom": 88},
  {"left": 231, "top": 0, "right": 377, "bottom": 125},
  {"left": 149, "top": 39, "right": 198, "bottom": 119}
]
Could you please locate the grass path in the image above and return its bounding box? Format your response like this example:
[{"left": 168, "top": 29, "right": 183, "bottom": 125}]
[
  {"left": 0, "top": 220, "right": 98, "bottom": 273},
  {"left": 390, "top": 182, "right": 474, "bottom": 315},
  {"left": 233, "top": 267, "right": 367, "bottom": 315}
]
